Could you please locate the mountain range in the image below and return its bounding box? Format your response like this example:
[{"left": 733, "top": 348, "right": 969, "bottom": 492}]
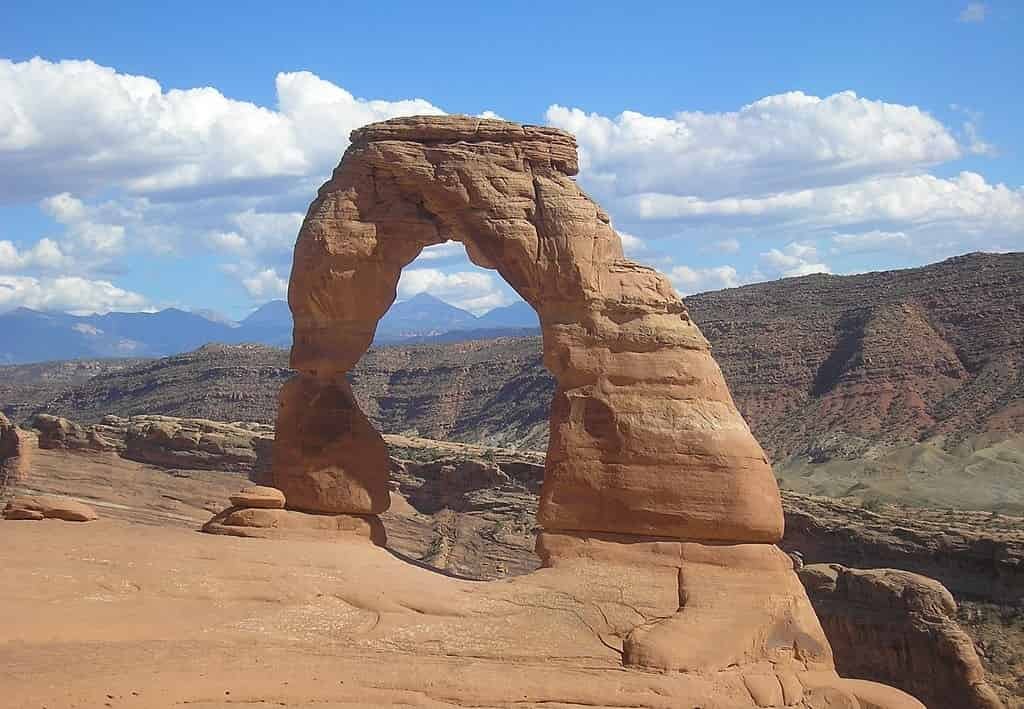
[{"left": 0, "top": 292, "right": 540, "bottom": 364}]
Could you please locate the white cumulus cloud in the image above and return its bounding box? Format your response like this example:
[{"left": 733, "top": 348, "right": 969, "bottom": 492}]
[
  {"left": 958, "top": 3, "right": 988, "bottom": 22},
  {"left": 0, "top": 275, "right": 148, "bottom": 314},
  {"left": 547, "top": 91, "right": 961, "bottom": 200},
  {"left": 617, "top": 230, "right": 646, "bottom": 256},
  {"left": 625, "top": 171, "right": 1024, "bottom": 234},
  {"left": 240, "top": 268, "right": 288, "bottom": 299},
  {"left": 0, "top": 58, "right": 445, "bottom": 201},
  {"left": 0, "top": 238, "right": 68, "bottom": 271},
  {"left": 668, "top": 265, "right": 741, "bottom": 295},
  {"left": 760, "top": 242, "right": 831, "bottom": 278},
  {"left": 831, "top": 230, "right": 911, "bottom": 254}
]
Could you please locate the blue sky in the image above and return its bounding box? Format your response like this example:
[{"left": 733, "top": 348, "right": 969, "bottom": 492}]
[{"left": 1, "top": 1, "right": 1021, "bottom": 319}]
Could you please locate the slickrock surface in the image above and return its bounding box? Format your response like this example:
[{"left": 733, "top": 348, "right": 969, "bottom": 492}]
[
  {"left": 202, "top": 506, "right": 387, "bottom": 544},
  {"left": 800, "top": 564, "right": 1005, "bottom": 709},
  {"left": 280, "top": 114, "right": 782, "bottom": 542},
  {"left": 3, "top": 493, "right": 98, "bottom": 521},
  {"left": 0, "top": 517, "right": 923, "bottom": 709},
  {"left": 5, "top": 439, "right": 1016, "bottom": 706}
]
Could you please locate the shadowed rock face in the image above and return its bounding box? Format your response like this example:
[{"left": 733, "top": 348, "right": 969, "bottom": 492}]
[
  {"left": 800, "top": 565, "right": 1005, "bottom": 709},
  {"left": 276, "top": 115, "right": 781, "bottom": 543}
]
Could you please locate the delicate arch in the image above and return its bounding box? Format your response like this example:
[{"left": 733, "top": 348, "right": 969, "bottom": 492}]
[{"left": 274, "top": 116, "right": 783, "bottom": 544}]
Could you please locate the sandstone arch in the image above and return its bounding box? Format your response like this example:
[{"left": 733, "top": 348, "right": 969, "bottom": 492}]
[
  {"left": 264, "top": 117, "right": 926, "bottom": 707},
  {"left": 274, "top": 115, "right": 782, "bottom": 544}
]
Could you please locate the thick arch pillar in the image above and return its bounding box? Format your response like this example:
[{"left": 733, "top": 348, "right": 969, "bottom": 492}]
[{"left": 273, "top": 116, "right": 783, "bottom": 544}]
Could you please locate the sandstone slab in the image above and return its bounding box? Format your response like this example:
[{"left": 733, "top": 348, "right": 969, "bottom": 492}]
[
  {"left": 124, "top": 416, "right": 273, "bottom": 473},
  {"left": 32, "top": 414, "right": 116, "bottom": 452},
  {"left": 229, "top": 485, "right": 285, "bottom": 509},
  {"left": 202, "top": 506, "right": 386, "bottom": 545},
  {"left": 3, "top": 508, "right": 44, "bottom": 520},
  {"left": 3, "top": 494, "right": 98, "bottom": 522}
]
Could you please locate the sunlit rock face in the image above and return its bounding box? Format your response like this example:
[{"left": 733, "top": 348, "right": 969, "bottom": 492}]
[{"left": 276, "top": 115, "right": 781, "bottom": 543}]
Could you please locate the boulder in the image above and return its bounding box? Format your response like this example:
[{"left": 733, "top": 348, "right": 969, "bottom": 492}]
[
  {"left": 32, "top": 414, "right": 116, "bottom": 452},
  {"left": 800, "top": 564, "right": 1005, "bottom": 709},
  {"left": 3, "top": 495, "right": 98, "bottom": 522},
  {"left": 229, "top": 485, "right": 285, "bottom": 509}
]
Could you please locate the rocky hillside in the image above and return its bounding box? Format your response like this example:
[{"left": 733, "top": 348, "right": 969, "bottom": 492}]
[
  {"left": 692, "top": 251, "right": 1024, "bottom": 460},
  {"left": 18, "top": 344, "right": 293, "bottom": 425}
]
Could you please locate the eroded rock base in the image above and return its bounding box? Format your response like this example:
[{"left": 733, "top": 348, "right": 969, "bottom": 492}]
[{"left": 535, "top": 532, "right": 924, "bottom": 708}]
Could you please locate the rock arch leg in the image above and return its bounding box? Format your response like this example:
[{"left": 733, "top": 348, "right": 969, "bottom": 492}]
[{"left": 272, "top": 162, "right": 438, "bottom": 514}]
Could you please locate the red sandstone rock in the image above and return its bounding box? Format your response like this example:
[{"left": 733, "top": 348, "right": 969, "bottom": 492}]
[
  {"left": 263, "top": 115, "right": 920, "bottom": 707},
  {"left": 32, "top": 414, "right": 116, "bottom": 452},
  {"left": 202, "top": 506, "right": 386, "bottom": 545},
  {"left": 273, "top": 375, "right": 390, "bottom": 514},
  {"left": 3, "top": 508, "right": 44, "bottom": 520},
  {"left": 278, "top": 115, "right": 781, "bottom": 542}
]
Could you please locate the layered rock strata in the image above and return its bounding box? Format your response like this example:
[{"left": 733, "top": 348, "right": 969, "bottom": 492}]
[
  {"left": 124, "top": 416, "right": 273, "bottom": 472},
  {"left": 270, "top": 115, "right": 919, "bottom": 706},
  {"left": 32, "top": 413, "right": 117, "bottom": 452}
]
